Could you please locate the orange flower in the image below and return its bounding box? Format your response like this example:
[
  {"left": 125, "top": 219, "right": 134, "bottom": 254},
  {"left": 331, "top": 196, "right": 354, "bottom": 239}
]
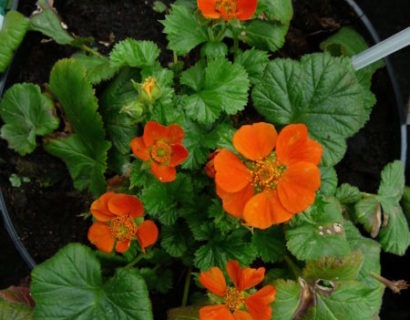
[
  {"left": 214, "top": 123, "right": 322, "bottom": 229},
  {"left": 197, "top": 0, "right": 257, "bottom": 21},
  {"left": 199, "top": 260, "right": 276, "bottom": 320},
  {"left": 130, "top": 121, "right": 189, "bottom": 183},
  {"left": 88, "top": 192, "right": 159, "bottom": 253}
]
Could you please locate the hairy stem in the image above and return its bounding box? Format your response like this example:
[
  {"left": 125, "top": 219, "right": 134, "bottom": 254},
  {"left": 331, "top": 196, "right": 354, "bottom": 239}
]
[
  {"left": 370, "top": 272, "right": 409, "bottom": 294},
  {"left": 81, "top": 44, "right": 103, "bottom": 57},
  {"left": 181, "top": 266, "right": 193, "bottom": 307},
  {"left": 125, "top": 254, "right": 144, "bottom": 269}
]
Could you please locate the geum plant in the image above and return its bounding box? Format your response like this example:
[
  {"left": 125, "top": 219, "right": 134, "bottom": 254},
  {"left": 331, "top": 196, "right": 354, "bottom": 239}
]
[{"left": 0, "top": 0, "right": 409, "bottom": 319}]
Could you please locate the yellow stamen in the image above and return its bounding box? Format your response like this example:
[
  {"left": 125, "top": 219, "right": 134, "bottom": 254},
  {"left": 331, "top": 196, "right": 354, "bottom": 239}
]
[
  {"left": 151, "top": 141, "right": 172, "bottom": 164},
  {"left": 224, "top": 287, "right": 245, "bottom": 312},
  {"left": 216, "top": 0, "right": 238, "bottom": 18},
  {"left": 251, "top": 153, "right": 287, "bottom": 192},
  {"left": 109, "top": 216, "right": 138, "bottom": 241}
]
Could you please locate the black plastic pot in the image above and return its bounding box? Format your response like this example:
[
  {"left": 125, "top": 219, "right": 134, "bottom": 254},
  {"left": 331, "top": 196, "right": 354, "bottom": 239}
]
[{"left": 0, "top": 0, "right": 407, "bottom": 273}]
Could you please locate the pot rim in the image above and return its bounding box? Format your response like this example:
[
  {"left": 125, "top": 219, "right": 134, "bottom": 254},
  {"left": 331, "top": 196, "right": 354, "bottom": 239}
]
[{"left": 0, "top": 0, "right": 407, "bottom": 270}]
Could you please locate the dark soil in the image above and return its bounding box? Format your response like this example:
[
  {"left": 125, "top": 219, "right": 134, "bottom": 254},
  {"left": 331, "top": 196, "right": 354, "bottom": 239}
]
[{"left": 0, "top": 0, "right": 406, "bottom": 319}]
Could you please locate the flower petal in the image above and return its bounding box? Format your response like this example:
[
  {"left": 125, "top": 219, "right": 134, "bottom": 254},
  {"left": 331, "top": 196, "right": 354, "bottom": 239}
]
[
  {"left": 90, "top": 192, "right": 116, "bottom": 222},
  {"left": 236, "top": 0, "right": 258, "bottom": 20},
  {"left": 170, "top": 144, "right": 189, "bottom": 167},
  {"left": 197, "top": 0, "right": 221, "bottom": 19},
  {"left": 245, "top": 285, "right": 276, "bottom": 320},
  {"left": 143, "top": 121, "right": 168, "bottom": 146},
  {"left": 166, "top": 124, "right": 185, "bottom": 144},
  {"left": 150, "top": 162, "right": 176, "bottom": 182},
  {"left": 216, "top": 184, "right": 254, "bottom": 218},
  {"left": 243, "top": 191, "right": 294, "bottom": 229},
  {"left": 115, "top": 240, "right": 130, "bottom": 253},
  {"left": 88, "top": 222, "right": 115, "bottom": 253},
  {"left": 214, "top": 149, "right": 252, "bottom": 193},
  {"left": 277, "top": 162, "right": 321, "bottom": 213},
  {"left": 199, "top": 267, "right": 227, "bottom": 297},
  {"left": 130, "top": 137, "right": 150, "bottom": 161},
  {"left": 233, "top": 122, "right": 277, "bottom": 161},
  {"left": 276, "top": 124, "right": 323, "bottom": 166},
  {"left": 136, "top": 220, "right": 159, "bottom": 253},
  {"left": 238, "top": 266, "right": 265, "bottom": 291},
  {"left": 226, "top": 260, "right": 241, "bottom": 288},
  {"left": 107, "top": 194, "right": 144, "bottom": 217},
  {"left": 233, "top": 310, "right": 253, "bottom": 320},
  {"left": 199, "top": 305, "right": 234, "bottom": 320}
]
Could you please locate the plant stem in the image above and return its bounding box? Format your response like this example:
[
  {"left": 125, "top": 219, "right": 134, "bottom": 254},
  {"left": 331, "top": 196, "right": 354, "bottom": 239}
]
[
  {"left": 81, "top": 44, "right": 103, "bottom": 57},
  {"left": 370, "top": 272, "right": 409, "bottom": 293},
  {"left": 181, "top": 266, "right": 193, "bottom": 307},
  {"left": 173, "top": 51, "right": 178, "bottom": 64},
  {"left": 125, "top": 254, "right": 144, "bottom": 269},
  {"left": 284, "top": 254, "right": 301, "bottom": 278}
]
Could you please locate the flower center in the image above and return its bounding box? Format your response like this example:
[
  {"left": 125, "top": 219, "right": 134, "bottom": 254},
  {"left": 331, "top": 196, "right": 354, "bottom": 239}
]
[
  {"left": 215, "top": 0, "right": 238, "bottom": 18},
  {"left": 251, "top": 154, "right": 287, "bottom": 192},
  {"left": 143, "top": 77, "right": 156, "bottom": 97},
  {"left": 151, "top": 141, "right": 172, "bottom": 164},
  {"left": 109, "top": 216, "right": 138, "bottom": 241},
  {"left": 224, "top": 287, "right": 244, "bottom": 312}
]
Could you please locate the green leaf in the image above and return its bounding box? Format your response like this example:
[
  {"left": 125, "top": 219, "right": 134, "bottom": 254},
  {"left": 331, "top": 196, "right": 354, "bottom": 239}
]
[
  {"left": 252, "top": 53, "right": 368, "bottom": 166},
  {"left": 73, "top": 53, "right": 119, "bottom": 84},
  {"left": 344, "top": 221, "right": 382, "bottom": 288},
  {"left": 251, "top": 227, "right": 285, "bottom": 263},
  {"left": 201, "top": 41, "right": 228, "bottom": 60},
  {"left": 235, "top": 49, "right": 269, "bottom": 85},
  {"left": 100, "top": 68, "right": 139, "bottom": 156},
  {"left": 29, "top": 0, "right": 75, "bottom": 45},
  {"left": 256, "top": 0, "right": 293, "bottom": 24},
  {"left": 354, "top": 196, "right": 381, "bottom": 237},
  {"left": 181, "top": 58, "right": 249, "bottom": 125},
  {"left": 161, "top": 5, "right": 208, "bottom": 55},
  {"left": 0, "top": 83, "right": 59, "bottom": 155},
  {"left": 286, "top": 197, "right": 351, "bottom": 261},
  {"left": 161, "top": 222, "right": 193, "bottom": 257},
  {"left": 110, "top": 39, "right": 160, "bottom": 68},
  {"left": 271, "top": 280, "right": 301, "bottom": 320},
  {"left": 302, "top": 251, "right": 364, "bottom": 282},
  {"left": 377, "top": 161, "right": 410, "bottom": 255},
  {"left": 0, "top": 11, "right": 29, "bottom": 72},
  {"left": 138, "top": 268, "right": 173, "bottom": 294},
  {"left": 335, "top": 183, "right": 361, "bottom": 205},
  {"left": 44, "top": 59, "right": 111, "bottom": 195},
  {"left": 304, "top": 281, "right": 378, "bottom": 320},
  {"left": 31, "top": 244, "right": 153, "bottom": 320},
  {"left": 245, "top": 20, "right": 289, "bottom": 52},
  {"left": 168, "top": 306, "right": 201, "bottom": 320},
  {"left": 319, "top": 166, "right": 338, "bottom": 196},
  {"left": 0, "top": 300, "right": 32, "bottom": 320},
  {"left": 194, "top": 229, "right": 255, "bottom": 270},
  {"left": 402, "top": 186, "right": 410, "bottom": 221}
]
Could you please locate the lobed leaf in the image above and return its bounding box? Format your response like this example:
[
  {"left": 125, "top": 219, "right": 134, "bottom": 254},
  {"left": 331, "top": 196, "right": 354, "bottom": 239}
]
[
  {"left": 0, "top": 83, "right": 59, "bottom": 155},
  {"left": 110, "top": 39, "right": 160, "bottom": 68}
]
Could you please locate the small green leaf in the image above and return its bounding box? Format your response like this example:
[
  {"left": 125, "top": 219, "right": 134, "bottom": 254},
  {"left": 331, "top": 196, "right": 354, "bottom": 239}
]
[
  {"left": 161, "top": 5, "right": 208, "bottom": 55},
  {"left": 181, "top": 58, "right": 249, "bottom": 125},
  {"left": 0, "top": 300, "right": 32, "bottom": 320},
  {"left": 319, "top": 166, "right": 338, "bottom": 196},
  {"left": 194, "top": 229, "right": 255, "bottom": 270},
  {"left": 286, "top": 197, "right": 351, "bottom": 261},
  {"left": 161, "top": 222, "right": 193, "bottom": 257},
  {"left": 354, "top": 196, "right": 381, "bottom": 237},
  {"left": 302, "top": 251, "right": 364, "bottom": 282},
  {"left": 138, "top": 268, "right": 173, "bottom": 294},
  {"left": 245, "top": 20, "right": 289, "bottom": 52},
  {"left": 252, "top": 53, "right": 368, "bottom": 166},
  {"left": 235, "top": 49, "right": 269, "bottom": 85},
  {"left": 73, "top": 53, "right": 119, "bottom": 84},
  {"left": 0, "top": 83, "right": 59, "bottom": 155},
  {"left": 110, "top": 39, "right": 160, "bottom": 68},
  {"left": 377, "top": 161, "right": 410, "bottom": 255},
  {"left": 271, "top": 280, "right": 301, "bottom": 320},
  {"left": 201, "top": 41, "right": 228, "bottom": 60},
  {"left": 335, "top": 183, "right": 361, "bottom": 205},
  {"left": 44, "top": 59, "right": 111, "bottom": 195},
  {"left": 0, "top": 11, "right": 29, "bottom": 72},
  {"left": 251, "top": 227, "right": 285, "bottom": 263},
  {"left": 29, "top": 0, "right": 75, "bottom": 45},
  {"left": 31, "top": 244, "right": 153, "bottom": 320},
  {"left": 256, "top": 0, "right": 293, "bottom": 24}
]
